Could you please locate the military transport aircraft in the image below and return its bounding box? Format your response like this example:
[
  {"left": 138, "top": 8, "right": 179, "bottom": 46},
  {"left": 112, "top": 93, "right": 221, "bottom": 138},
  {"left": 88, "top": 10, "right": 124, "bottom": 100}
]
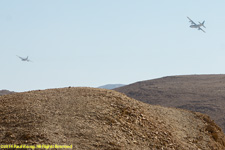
[
  {"left": 187, "top": 17, "right": 206, "bottom": 33},
  {"left": 17, "top": 55, "right": 32, "bottom": 62}
]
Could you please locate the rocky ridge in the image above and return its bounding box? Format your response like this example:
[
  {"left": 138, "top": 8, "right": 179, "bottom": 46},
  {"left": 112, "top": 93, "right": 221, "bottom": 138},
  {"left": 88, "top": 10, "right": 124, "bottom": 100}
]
[{"left": 0, "top": 87, "right": 225, "bottom": 149}]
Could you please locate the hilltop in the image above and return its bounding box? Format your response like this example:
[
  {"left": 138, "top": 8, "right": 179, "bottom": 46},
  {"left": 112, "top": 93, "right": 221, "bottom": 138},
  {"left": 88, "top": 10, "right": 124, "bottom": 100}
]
[
  {"left": 115, "top": 74, "right": 225, "bottom": 133},
  {"left": 0, "top": 87, "right": 225, "bottom": 149}
]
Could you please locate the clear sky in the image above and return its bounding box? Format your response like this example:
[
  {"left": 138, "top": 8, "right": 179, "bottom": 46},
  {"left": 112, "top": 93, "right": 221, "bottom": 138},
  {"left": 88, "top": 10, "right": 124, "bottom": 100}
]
[{"left": 1, "top": 0, "right": 225, "bottom": 92}]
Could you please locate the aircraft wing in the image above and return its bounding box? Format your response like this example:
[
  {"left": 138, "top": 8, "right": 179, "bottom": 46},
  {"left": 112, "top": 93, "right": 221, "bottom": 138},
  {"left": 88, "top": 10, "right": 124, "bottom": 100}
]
[
  {"left": 198, "top": 27, "right": 206, "bottom": 33},
  {"left": 16, "top": 55, "right": 23, "bottom": 60},
  {"left": 187, "top": 17, "right": 196, "bottom": 25}
]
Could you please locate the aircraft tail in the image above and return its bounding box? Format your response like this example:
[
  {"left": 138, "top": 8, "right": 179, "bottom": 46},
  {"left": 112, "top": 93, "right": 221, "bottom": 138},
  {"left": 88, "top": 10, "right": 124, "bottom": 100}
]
[{"left": 201, "top": 21, "right": 206, "bottom": 28}]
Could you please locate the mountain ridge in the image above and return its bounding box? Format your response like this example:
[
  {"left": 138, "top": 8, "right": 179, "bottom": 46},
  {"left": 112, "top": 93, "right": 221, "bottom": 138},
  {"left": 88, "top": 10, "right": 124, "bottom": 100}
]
[
  {"left": 115, "top": 74, "right": 225, "bottom": 133},
  {"left": 97, "top": 84, "right": 125, "bottom": 89},
  {"left": 0, "top": 90, "right": 14, "bottom": 96}
]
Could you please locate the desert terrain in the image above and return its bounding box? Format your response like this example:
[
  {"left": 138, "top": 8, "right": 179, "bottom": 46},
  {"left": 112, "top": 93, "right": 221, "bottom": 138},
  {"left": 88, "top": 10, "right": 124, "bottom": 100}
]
[
  {"left": 0, "top": 87, "right": 225, "bottom": 149},
  {"left": 115, "top": 74, "right": 225, "bottom": 133}
]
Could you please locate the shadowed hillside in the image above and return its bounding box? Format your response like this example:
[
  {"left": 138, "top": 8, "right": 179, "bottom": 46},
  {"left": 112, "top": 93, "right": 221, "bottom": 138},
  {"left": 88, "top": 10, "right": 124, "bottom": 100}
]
[
  {"left": 115, "top": 74, "right": 225, "bottom": 133},
  {"left": 0, "top": 87, "right": 225, "bottom": 149}
]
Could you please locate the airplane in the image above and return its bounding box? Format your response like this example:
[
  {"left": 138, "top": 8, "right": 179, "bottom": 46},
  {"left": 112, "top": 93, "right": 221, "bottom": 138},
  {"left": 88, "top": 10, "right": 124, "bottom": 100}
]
[
  {"left": 187, "top": 17, "right": 206, "bottom": 33},
  {"left": 17, "top": 55, "right": 32, "bottom": 62}
]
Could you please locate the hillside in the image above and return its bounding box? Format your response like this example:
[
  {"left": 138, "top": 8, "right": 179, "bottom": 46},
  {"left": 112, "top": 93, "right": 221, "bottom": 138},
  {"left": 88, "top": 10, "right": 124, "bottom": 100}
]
[
  {"left": 0, "top": 90, "right": 14, "bottom": 96},
  {"left": 115, "top": 74, "right": 225, "bottom": 133},
  {"left": 0, "top": 87, "right": 225, "bottom": 149}
]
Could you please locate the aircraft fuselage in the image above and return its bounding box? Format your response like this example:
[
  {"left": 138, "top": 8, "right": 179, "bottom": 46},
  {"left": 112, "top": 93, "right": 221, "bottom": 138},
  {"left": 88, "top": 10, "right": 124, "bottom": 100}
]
[{"left": 190, "top": 25, "right": 201, "bottom": 28}]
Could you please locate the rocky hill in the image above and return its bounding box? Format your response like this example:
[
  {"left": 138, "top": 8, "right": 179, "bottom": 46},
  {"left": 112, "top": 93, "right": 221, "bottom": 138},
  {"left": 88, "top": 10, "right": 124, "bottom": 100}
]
[
  {"left": 0, "top": 87, "right": 225, "bottom": 149},
  {"left": 115, "top": 74, "right": 225, "bottom": 133}
]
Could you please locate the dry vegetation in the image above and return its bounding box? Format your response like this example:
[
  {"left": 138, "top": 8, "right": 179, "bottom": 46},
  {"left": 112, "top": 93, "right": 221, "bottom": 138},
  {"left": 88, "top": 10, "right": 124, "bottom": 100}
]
[
  {"left": 115, "top": 74, "right": 225, "bottom": 133},
  {"left": 0, "top": 87, "right": 225, "bottom": 149}
]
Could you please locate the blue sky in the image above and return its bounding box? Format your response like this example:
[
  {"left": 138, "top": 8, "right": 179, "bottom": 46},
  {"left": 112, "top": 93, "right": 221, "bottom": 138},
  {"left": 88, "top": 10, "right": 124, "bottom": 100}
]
[{"left": 1, "top": 0, "right": 225, "bottom": 92}]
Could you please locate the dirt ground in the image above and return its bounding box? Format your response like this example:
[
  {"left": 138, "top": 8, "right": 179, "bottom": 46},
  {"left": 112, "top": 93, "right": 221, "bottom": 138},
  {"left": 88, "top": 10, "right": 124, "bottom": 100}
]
[{"left": 0, "top": 87, "right": 225, "bottom": 149}]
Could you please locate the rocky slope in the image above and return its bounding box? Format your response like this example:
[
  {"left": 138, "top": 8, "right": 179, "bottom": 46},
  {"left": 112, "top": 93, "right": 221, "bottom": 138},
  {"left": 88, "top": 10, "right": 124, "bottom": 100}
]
[
  {"left": 0, "top": 87, "right": 225, "bottom": 149},
  {"left": 115, "top": 74, "right": 225, "bottom": 133}
]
